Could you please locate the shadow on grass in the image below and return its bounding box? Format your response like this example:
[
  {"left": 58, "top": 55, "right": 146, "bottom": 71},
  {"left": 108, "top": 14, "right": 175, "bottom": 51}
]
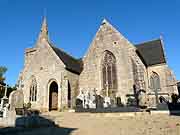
[{"left": 0, "top": 114, "right": 77, "bottom": 135}]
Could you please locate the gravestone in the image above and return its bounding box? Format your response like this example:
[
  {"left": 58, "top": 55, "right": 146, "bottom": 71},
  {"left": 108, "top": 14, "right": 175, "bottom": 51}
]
[
  {"left": 76, "top": 90, "right": 84, "bottom": 108},
  {"left": 76, "top": 98, "right": 83, "bottom": 109},
  {"left": 76, "top": 90, "right": 96, "bottom": 109},
  {"left": 9, "top": 90, "right": 24, "bottom": 111},
  {"left": 3, "top": 104, "right": 9, "bottom": 118},
  {"left": 95, "top": 95, "right": 104, "bottom": 109},
  {"left": 138, "top": 90, "right": 147, "bottom": 108},
  {"left": 88, "top": 91, "right": 96, "bottom": 109},
  {"left": 116, "top": 97, "right": 123, "bottom": 107},
  {"left": 0, "top": 85, "right": 8, "bottom": 110},
  {"left": 103, "top": 96, "right": 110, "bottom": 108},
  {"left": 0, "top": 97, "right": 8, "bottom": 110}
]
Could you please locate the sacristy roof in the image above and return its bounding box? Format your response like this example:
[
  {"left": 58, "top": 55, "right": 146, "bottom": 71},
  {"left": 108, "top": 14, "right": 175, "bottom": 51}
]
[
  {"left": 50, "top": 44, "right": 83, "bottom": 74},
  {"left": 136, "top": 39, "right": 166, "bottom": 67}
]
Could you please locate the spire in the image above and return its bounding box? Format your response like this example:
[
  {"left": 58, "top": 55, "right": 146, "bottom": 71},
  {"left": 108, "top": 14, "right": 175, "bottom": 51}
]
[{"left": 38, "top": 16, "right": 49, "bottom": 41}]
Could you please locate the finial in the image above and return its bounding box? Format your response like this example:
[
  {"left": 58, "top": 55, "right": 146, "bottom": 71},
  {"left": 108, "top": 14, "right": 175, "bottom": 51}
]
[
  {"left": 101, "top": 18, "right": 108, "bottom": 25},
  {"left": 160, "top": 34, "right": 164, "bottom": 41}
]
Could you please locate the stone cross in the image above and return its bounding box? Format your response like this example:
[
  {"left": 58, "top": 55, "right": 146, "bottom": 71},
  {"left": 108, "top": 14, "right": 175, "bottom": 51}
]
[
  {"left": 0, "top": 85, "right": 8, "bottom": 110},
  {"left": 105, "top": 81, "right": 109, "bottom": 97},
  {"left": 4, "top": 84, "right": 7, "bottom": 98}
]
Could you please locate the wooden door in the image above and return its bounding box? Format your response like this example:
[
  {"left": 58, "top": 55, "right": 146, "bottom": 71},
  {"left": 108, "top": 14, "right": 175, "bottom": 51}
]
[
  {"left": 50, "top": 91, "right": 58, "bottom": 110},
  {"left": 49, "top": 81, "right": 58, "bottom": 111}
]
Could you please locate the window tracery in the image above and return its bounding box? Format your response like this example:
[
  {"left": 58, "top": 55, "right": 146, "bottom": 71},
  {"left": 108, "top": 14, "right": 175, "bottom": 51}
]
[
  {"left": 150, "top": 72, "right": 160, "bottom": 91},
  {"left": 132, "top": 59, "right": 145, "bottom": 90},
  {"left": 102, "top": 51, "right": 117, "bottom": 91},
  {"left": 29, "top": 77, "right": 37, "bottom": 102}
]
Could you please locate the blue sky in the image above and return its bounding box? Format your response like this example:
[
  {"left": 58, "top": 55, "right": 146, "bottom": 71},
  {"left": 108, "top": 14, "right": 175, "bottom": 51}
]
[{"left": 0, "top": 0, "right": 180, "bottom": 86}]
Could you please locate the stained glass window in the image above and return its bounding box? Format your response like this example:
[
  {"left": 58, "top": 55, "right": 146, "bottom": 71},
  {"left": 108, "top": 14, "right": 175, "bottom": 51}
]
[{"left": 102, "top": 51, "right": 117, "bottom": 90}]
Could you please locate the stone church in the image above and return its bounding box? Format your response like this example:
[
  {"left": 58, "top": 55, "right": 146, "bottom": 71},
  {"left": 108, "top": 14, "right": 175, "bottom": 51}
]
[{"left": 18, "top": 17, "right": 178, "bottom": 112}]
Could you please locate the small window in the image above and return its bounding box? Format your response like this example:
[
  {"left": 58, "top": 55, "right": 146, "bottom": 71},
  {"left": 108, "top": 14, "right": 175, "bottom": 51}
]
[
  {"left": 132, "top": 59, "right": 145, "bottom": 90},
  {"left": 150, "top": 72, "right": 160, "bottom": 91},
  {"left": 29, "top": 77, "right": 37, "bottom": 102}
]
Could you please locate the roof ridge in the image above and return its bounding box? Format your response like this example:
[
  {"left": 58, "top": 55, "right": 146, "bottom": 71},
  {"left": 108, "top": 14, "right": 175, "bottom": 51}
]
[
  {"left": 135, "top": 38, "right": 161, "bottom": 46},
  {"left": 48, "top": 41, "right": 80, "bottom": 61},
  {"left": 47, "top": 41, "right": 83, "bottom": 74}
]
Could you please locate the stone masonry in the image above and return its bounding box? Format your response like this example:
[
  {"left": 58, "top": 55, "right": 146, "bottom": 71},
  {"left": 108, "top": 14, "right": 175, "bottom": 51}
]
[{"left": 18, "top": 17, "right": 178, "bottom": 112}]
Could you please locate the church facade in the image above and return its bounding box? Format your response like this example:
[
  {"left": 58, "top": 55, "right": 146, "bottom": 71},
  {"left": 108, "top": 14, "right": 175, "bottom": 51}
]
[{"left": 18, "top": 18, "right": 178, "bottom": 112}]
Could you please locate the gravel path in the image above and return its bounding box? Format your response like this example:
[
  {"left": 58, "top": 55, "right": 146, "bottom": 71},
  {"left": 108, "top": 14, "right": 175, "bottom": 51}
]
[
  {"left": 42, "top": 112, "right": 180, "bottom": 135},
  {"left": 1, "top": 112, "right": 180, "bottom": 135}
]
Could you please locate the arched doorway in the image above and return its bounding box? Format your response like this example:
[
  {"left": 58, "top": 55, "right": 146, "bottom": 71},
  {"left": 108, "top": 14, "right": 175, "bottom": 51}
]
[{"left": 49, "top": 81, "right": 58, "bottom": 111}]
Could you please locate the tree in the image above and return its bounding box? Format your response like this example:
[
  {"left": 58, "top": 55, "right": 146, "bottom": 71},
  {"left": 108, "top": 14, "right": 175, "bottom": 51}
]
[
  {"left": 0, "top": 66, "right": 7, "bottom": 84},
  {"left": 0, "top": 66, "right": 17, "bottom": 99},
  {"left": 0, "top": 86, "right": 17, "bottom": 98}
]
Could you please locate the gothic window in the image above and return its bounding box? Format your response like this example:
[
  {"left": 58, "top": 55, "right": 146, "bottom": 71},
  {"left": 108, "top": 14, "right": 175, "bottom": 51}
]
[
  {"left": 102, "top": 51, "right": 117, "bottom": 90},
  {"left": 150, "top": 72, "right": 160, "bottom": 91},
  {"left": 166, "top": 70, "right": 175, "bottom": 85},
  {"left": 132, "top": 59, "right": 145, "bottom": 90},
  {"left": 29, "top": 77, "right": 37, "bottom": 102}
]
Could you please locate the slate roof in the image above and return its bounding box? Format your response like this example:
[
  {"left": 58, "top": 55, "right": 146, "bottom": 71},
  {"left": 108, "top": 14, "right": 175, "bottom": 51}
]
[
  {"left": 135, "top": 39, "right": 166, "bottom": 66},
  {"left": 49, "top": 38, "right": 166, "bottom": 74},
  {"left": 50, "top": 45, "right": 83, "bottom": 74},
  {"left": 177, "top": 82, "right": 180, "bottom": 94},
  {"left": 177, "top": 82, "right": 180, "bottom": 87}
]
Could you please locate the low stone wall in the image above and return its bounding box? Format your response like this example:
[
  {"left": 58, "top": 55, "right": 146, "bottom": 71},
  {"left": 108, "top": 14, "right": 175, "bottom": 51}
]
[
  {"left": 0, "top": 110, "right": 16, "bottom": 127},
  {"left": 0, "top": 116, "right": 16, "bottom": 127}
]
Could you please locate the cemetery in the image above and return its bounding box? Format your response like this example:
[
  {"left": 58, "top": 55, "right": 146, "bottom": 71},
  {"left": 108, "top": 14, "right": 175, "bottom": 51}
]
[
  {"left": 0, "top": 80, "right": 180, "bottom": 128},
  {"left": 0, "top": 1, "right": 179, "bottom": 134}
]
